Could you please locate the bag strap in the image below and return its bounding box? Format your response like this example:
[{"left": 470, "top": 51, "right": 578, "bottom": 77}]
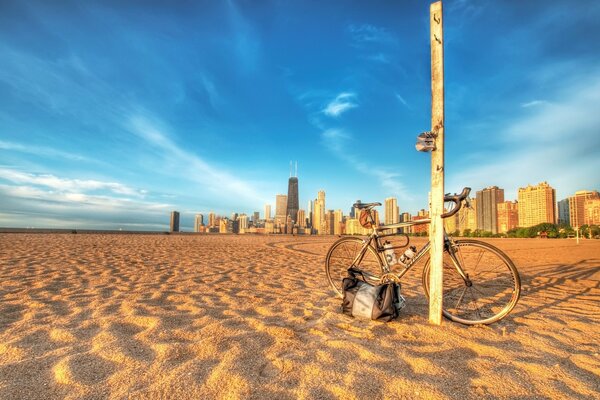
[{"left": 347, "top": 266, "right": 368, "bottom": 282}]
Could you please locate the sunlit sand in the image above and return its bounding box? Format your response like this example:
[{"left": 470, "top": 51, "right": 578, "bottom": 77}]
[{"left": 0, "top": 234, "right": 598, "bottom": 399}]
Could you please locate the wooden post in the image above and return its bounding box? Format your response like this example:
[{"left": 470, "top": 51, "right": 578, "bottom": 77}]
[{"left": 429, "top": 0, "right": 445, "bottom": 325}]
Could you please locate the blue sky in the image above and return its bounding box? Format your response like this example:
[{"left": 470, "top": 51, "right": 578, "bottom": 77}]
[{"left": 1, "top": 0, "right": 599, "bottom": 230}]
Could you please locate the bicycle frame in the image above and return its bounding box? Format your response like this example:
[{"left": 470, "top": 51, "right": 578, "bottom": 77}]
[{"left": 350, "top": 217, "right": 470, "bottom": 284}]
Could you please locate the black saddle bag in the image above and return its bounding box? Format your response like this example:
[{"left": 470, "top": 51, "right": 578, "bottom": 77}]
[{"left": 342, "top": 267, "right": 404, "bottom": 322}]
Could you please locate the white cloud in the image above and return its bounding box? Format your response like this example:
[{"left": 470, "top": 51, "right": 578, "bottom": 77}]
[
  {"left": 0, "top": 168, "right": 145, "bottom": 197},
  {"left": 448, "top": 71, "right": 600, "bottom": 200},
  {"left": 520, "top": 100, "right": 547, "bottom": 108},
  {"left": 0, "top": 183, "right": 172, "bottom": 230},
  {"left": 323, "top": 92, "right": 358, "bottom": 117},
  {"left": 128, "top": 115, "right": 269, "bottom": 205}
]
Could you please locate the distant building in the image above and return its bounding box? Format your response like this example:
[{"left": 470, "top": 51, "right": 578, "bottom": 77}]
[
  {"left": 286, "top": 176, "right": 299, "bottom": 224},
  {"left": 334, "top": 210, "right": 343, "bottom": 235},
  {"left": 557, "top": 198, "right": 570, "bottom": 226},
  {"left": 253, "top": 211, "right": 260, "bottom": 224},
  {"left": 209, "top": 212, "right": 216, "bottom": 228},
  {"left": 384, "top": 197, "right": 399, "bottom": 225},
  {"left": 412, "top": 215, "right": 429, "bottom": 234},
  {"left": 569, "top": 190, "right": 600, "bottom": 228},
  {"left": 476, "top": 186, "right": 504, "bottom": 234},
  {"left": 457, "top": 198, "right": 477, "bottom": 234},
  {"left": 170, "top": 211, "right": 180, "bottom": 232},
  {"left": 497, "top": 201, "right": 518, "bottom": 233},
  {"left": 194, "top": 214, "right": 204, "bottom": 232},
  {"left": 275, "top": 194, "right": 288, "bottom": 225},
  {"left": 400, "top": 212, "right": 412, "bottom": 234},
  {"left": 264, "top": 204, "right": 271, "bottom": 221},
  {"left": 517, "top": 182, "right": 556, "bottom": 227},
  {"left": 239, "top": 214, "right": 249, "bottom": 232},
  {"left": 297, "top": 209, "right": 307, "bottom": 228},
  {"left": 307, "top": 200, "right": 314, "bottom": 229},
  {"left": 314, "top": 190, "right": 326, "bottom": 234},
  {"left": 585, "top": 197, "right": 600, "bottom": 225}
]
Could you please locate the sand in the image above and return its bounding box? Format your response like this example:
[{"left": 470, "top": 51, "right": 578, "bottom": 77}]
[{"left": 0, "top": 233, "right": 598, "bottom": 399}]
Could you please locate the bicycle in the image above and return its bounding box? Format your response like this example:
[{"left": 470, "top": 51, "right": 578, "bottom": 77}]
[{"left": 325, "top": 187, "right": 521, "bottom": 325}]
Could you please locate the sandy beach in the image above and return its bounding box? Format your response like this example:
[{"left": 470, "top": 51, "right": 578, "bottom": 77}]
[{"left": 0, "top": 234, "right": 598, "bottom": 399}]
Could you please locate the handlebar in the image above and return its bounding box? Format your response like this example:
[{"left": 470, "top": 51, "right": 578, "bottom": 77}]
[{"left": 441, "top": 187, "right": 471, "bottom": 218}]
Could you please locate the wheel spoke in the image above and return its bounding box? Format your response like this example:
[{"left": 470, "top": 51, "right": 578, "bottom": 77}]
[{"left": 425, "top": 240, "right": 520, "bottom": 325}]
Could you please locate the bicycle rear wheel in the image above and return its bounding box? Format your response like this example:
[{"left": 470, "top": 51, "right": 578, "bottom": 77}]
[
  {"left": 325, "top": 237, "right": 383, "bottom": 297},
  {"left": 422, "top": 239, "right": 521, "bottom": 325}
]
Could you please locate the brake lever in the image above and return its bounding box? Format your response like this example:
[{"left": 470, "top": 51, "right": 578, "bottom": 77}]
[{"left": 465, "top": 196, "right": 473, "bottom": 209}]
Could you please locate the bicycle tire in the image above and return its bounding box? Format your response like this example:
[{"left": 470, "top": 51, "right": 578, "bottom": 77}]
[
  {"left": 422, "top": 239, "right": 521, "bottom": 325},
  {"left": 325, "top": 237, "right": 383, "bottom": 298}
]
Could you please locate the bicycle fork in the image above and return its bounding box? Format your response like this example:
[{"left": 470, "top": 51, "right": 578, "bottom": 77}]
[{"left": 445, "top": 238, "right": 472, "bottom": 287}]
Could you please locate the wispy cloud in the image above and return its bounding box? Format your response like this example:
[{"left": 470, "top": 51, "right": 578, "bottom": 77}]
[
  {"left": 520, "top": 100, "right": 547, "bottom": 108},
  {"left": 449, "top": 70, "right": 600, "bottom": 199},
  {"left": 323, "top": 92, "right": 358, "bottom": 117},
  {"left": 0, "top": 168, "right": 146, "bottom": 197},
  {"left": 128, "top": 115, "right": 269, "bottom": 205},
  {"left": 347, "top": 24, "right": 395, "bottom": 45},
  {"left": 321, "top": 129, "right": 412, "bottom": 202},
  {"left": 395, "top": 93, "right": 409, "bottom": 108},
  {"left": 0, "top": 183, "right": 171, "bottom": 230},
  {"left": 0, "top": 140, "right": 92, "bottom": 162}
]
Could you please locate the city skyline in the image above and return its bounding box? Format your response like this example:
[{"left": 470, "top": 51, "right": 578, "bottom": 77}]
[{"left": 0, "top": 1, "right": 599, "bottom": 230}]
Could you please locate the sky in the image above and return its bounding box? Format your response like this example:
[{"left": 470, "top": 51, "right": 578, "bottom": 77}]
[{"left": 1, "top": 0, "right": 599, "bottom": 230}]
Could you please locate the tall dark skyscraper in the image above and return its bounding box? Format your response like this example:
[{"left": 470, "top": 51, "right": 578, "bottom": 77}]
[
  {"left": 286, "top": 161, "right": 299, "bottom": 224},
  {"left": 170, "top": 211, "right": 180, "bottom": 232},
  {"left": 287, "top": 176, "right": 299, "bottom": 223}
]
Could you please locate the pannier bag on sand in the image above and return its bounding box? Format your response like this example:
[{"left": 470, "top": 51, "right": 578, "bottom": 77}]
[{"left": 342, "top": 267, "right": 405, "bottom": 322}]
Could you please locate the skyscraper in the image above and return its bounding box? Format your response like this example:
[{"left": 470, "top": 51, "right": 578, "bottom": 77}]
[
  {"left": 384, "top": 197, "right": 399, "bottom": 225},
  {"left": 314, "top": 190, "right": 326, "bottom": 234},
  {"left": 307, "top": 200, "right": 314, "bottom": 229},
  {"left": 569, "top": 190, "right": 600, "bottom": 228},
  {"left": 557, "top": 199, "right": 570, "bottom": 225},
  {"left": 264, "top": 204, "right": 271, "bottom": 221},
  {"left": 517, "top": 182, "right": 556, "bottom": 227},
  {"left": 253, "top": 211, "right": 260, "bottom": 224},
  {"left": 286, "top": 175, "right": 299, "bottom": 225},
  {"left": 275, "top": 194, "right": 288, "bottom": 225},
  {"left": 194, "top": 214, "right": 204, "bottom": 232},
  {"left": 297, "top": 209, "right": 307, "bottom": 228},
  {"left": 209, "top": 212, "right": 216, "bottom": 228},
  {"left": 476, "top": 186, "right": 504, "bottom": 234},
  {"left": 334, "top": 210, "right": 343, "bottom": 235},
  {"left": 170, "top": 211, "right": 180, "bottom": 232}
]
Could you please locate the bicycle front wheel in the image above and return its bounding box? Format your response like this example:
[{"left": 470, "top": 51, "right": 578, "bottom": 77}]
[
  {"left": 325, "top": 237, "right": 383, "bottom": 298},
  {"left": 422, "top": 239, "right": 521, "bottom": 325}
]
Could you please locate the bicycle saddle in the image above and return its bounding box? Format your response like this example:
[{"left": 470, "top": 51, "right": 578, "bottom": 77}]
[{"left": 353, "top": 202, "right": 381, "bottom": 209}]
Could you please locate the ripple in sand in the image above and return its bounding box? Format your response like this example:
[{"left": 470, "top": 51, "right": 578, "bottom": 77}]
[{"left": 53, "top": 353, "right": 116, "bottom": 385}]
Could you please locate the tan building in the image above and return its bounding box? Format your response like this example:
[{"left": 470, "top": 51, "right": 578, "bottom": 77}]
[
  {"left": 313, "top": 190, "right": 326, "bottom": 234},
  {"left": 457, "top": 198, "right": 477, "bottom": 234},
  {"left": 264, "top": 204, "right": 271, "bottom": 221},
  {"left": 517, "top": 182, "right": 556, "bottom": 227},
  {"left": 585, "top": 197, "right": 600, "bottom": 226},
  {"left": 384, "top": 197, "right": 399, "bottom": 225},
  {"left": 345, "top": 218, "right": 370, "bottom": 235},
  {"left": 275, "top": 194, "right": 288, "bottom": 225},
  {"left": 569, "top": 190, "right": 600, "bottom": 227},
  {"left": 476, "top": 186, "right": 504, "bottom": 234},
  {"left": 297, "top": 209, "right": 306, "bottom": 228},
  {"left": 334, "top": 210, "right": 343, "bottom": 235},
  {"left": 444, "top": 213, "right": 459, "bottom": 234},
  {"left": 208, "top": 212, "right": 216, "bottom": 228},
  {"left": 497, "top": 201, "right": 519, "bottom": 233},
  {"left": 238, "top": 214, "right": 249, "bottom": 233}
]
